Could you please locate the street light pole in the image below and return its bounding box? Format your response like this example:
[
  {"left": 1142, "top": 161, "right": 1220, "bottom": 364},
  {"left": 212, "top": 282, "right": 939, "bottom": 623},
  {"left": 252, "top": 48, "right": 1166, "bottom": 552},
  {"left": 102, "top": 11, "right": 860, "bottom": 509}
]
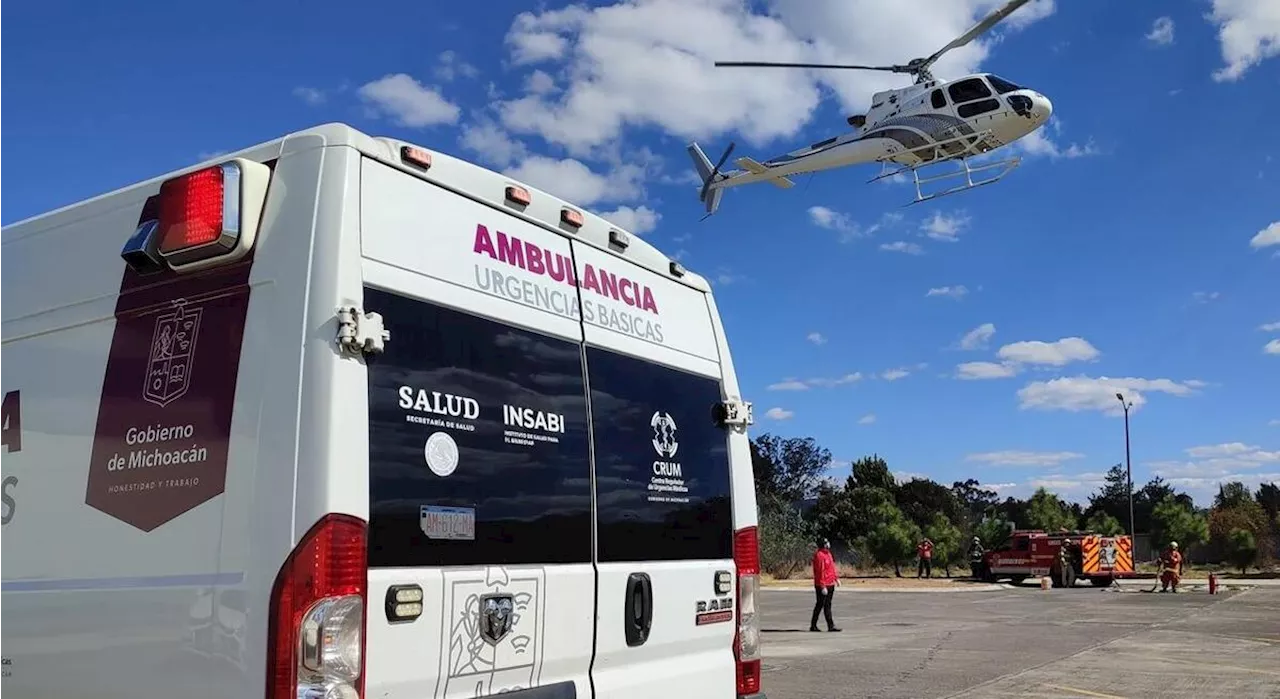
[{"left": 1116, "top": 393, "right": 1135, "bottom": 539}]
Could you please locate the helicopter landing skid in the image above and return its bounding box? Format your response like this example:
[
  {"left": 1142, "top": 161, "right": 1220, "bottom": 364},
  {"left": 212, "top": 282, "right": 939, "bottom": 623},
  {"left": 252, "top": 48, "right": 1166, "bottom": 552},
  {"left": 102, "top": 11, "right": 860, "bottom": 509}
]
[{"left": 868, "top": 130, "right": 1021, "bottom": 205}]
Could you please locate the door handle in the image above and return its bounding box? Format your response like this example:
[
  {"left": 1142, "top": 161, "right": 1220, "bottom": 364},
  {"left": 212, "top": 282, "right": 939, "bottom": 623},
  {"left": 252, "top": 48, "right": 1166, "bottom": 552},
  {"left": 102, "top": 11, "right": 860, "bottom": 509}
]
[{"left": 624, "top": 572, "right": 653, "bottom": 647}]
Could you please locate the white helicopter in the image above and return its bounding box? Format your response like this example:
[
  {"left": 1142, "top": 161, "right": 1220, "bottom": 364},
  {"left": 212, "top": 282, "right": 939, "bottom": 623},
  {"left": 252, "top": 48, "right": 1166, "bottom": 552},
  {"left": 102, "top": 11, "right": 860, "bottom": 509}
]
[{"left": 688, "top": 0, "right": 1053, "bottom": 217}]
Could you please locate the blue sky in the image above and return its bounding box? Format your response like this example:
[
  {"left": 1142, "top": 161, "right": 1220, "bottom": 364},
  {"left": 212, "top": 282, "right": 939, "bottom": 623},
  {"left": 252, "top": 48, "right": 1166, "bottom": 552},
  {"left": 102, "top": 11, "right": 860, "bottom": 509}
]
[{"left": 4, "top": 0, "right": 1278, "bottom": 507}]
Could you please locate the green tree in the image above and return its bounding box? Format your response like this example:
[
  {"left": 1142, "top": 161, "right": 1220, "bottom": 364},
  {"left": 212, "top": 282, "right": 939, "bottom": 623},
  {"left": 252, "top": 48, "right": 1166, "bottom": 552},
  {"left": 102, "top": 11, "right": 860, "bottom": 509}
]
[
  {"left": 896, "top": 477, "right": 963, "bottom": 531},
  {"left": 1025, "top": 487, "right": 1077, "bottom": 531},
  {"left": 862, "top": 501, "right": 920, "bottom": 577},
  {"left": 951, "top": 478, "right": 999, "bottom": 525},
  {"left": 757, "top": 493, "right": 815, "bottom": 579},
  {"left": 973, "top": 517, "right": 1014, "bottom": 550},
  {"left": 1226, "top": 528, "right": 1258, "bottom": 574},
  {"left": 1257, "top": 482, "right": 1280, "bottom": 522},
  {"left": 1150, "top": 495, "right": 1209, "bottom": 552},
  {"left": 923, "top": 512, "right": 964, "bottom": 577},
  {"left": 1134, "top": 476, "right": 1193, "bottom": 534},
  {"left": 751, "top": 434, "right": 831, "bottom": 505},
  {"left": 849, "top": 455, "right": 896, "bottom": 492},
  {"left": 1215, "top": 481, "right": 1254, "bottom": 510},
  {"left": 1086, "top": 464, "right": 1130, "bottom": 525},
  {"left": 1085, "top": 510, "right": 1124, "bottom": 536}
]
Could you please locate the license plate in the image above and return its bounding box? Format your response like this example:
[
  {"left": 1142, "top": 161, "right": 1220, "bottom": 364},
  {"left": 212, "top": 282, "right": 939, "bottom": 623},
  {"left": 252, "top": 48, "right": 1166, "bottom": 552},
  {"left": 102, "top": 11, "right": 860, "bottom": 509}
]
[
  {"left": 1030, "top": 567, "right": 1049, "bottom": 576},
  {"left": 420, "top": 505, "right": 476, "bottom": 541}
]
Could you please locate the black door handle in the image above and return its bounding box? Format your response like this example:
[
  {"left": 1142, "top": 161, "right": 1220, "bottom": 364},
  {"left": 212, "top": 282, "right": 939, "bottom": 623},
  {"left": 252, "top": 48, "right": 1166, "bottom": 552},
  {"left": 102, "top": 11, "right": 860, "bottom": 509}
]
[{"left": 624, "top": 572, "right": 653, "bottom": 647}]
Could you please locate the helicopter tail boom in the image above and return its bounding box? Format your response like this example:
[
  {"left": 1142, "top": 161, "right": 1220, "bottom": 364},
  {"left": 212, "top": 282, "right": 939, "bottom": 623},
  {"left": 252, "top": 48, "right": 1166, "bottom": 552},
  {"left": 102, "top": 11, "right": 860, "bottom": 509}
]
[{"left": 688, "top": 141, "right": 796, "bottom": 217}]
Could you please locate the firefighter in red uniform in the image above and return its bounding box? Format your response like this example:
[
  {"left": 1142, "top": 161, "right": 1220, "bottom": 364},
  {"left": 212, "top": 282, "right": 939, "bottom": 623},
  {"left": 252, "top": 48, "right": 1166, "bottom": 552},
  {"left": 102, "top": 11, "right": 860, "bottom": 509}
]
[
  {"left": 810, "top": 538, "right": 842, "bottom": 632},
  {"left": 1159, "top": 541, "right": 1183, "bottom": 593}
]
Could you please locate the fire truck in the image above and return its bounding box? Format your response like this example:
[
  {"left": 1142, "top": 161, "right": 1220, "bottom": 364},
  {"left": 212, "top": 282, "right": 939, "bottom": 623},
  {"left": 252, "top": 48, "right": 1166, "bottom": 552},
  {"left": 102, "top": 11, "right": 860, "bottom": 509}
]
[{"left": 977, "top": 530, "right": 1135, "bottom": 587}]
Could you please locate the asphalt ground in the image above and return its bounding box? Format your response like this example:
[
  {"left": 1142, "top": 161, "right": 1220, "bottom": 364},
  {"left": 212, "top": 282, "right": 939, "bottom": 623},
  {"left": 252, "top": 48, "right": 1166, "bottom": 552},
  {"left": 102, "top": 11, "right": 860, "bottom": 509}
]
[{"left": 759, "top": 583, "right": 1280, "bottom": 699}]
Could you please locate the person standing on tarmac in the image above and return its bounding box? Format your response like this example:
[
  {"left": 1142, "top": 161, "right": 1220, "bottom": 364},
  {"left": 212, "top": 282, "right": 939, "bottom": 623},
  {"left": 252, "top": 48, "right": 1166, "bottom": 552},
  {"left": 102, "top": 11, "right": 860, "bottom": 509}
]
[
  {"left": 968, "top": 536, "right": 985, "bottom": 578},
  {"left": 1159, "top": 541, "right": 1183, "bottom": 593},
  {"left": 916, "top": 538, "right": 934, "bottom": 578},
  {"left": 810, "top": 538, "right": 842, "bottom": 632}
]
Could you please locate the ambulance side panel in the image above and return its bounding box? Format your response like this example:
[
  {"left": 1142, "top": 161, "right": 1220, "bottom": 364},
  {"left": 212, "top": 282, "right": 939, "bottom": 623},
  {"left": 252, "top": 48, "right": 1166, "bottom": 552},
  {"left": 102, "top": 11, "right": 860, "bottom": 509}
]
[{"left": 0, "top": 136, "right": 325, "bottom": 699}]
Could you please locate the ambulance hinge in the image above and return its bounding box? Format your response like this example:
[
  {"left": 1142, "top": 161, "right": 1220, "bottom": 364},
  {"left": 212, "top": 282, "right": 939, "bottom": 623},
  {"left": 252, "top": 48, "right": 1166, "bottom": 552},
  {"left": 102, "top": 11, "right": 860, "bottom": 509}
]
[
  {"left": 713, "top": 398, "right": 753, "bottom": 429},
  {"left": 337, "top": 306, "right": 390, "bottom": 356}
]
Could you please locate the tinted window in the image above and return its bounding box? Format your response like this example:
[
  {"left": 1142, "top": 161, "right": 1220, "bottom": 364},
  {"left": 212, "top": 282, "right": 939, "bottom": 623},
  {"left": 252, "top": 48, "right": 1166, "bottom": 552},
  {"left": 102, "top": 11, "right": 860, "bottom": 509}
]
[
  {"left": 931, "top": 89, "right": 946, "bottom": 109},
  {"left": 948, "top": 78, "right": 992, "bottom": 103},
  {"left": 987, "top": 75, "right": 1021, "bottom": 94},
  {"left": 587, "top": 347, "right": 733, "bottom": 562},
  {"left": 957, "top": 99, "right": 1001, "bottom": 118},
  {"left": 365, "top": 287, "right": 592, "bottom": 567}
]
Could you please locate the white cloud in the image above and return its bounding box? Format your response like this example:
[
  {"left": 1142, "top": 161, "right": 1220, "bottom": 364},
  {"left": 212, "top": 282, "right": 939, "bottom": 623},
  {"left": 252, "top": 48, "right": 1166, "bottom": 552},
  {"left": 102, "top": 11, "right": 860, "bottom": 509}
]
[
  {"left": 1148, "top": 443, "right": 1280, "bottom": 503},
  {"left": 1207, "top": 0, "right": 1280, "bottom": 82},
  {"left": 1250, "top": 221, "right": 1280, "bottom": 249},
  {"left": 358, "top": 74, "right": 461, "bottom": 127},
  {"left": 1270, "top": 419, "right": 1280, "bottom": 426},
  {"left": 858, "top": 413, "right": 877, "bottom": 425},
  {"left": 1259, "top": 321, "right": 1280, "bottom": 332},
  {"left": 927, "top": 285, "right": 969, "bottom": 299},
  {"left": 1025, "top": 471, "right": 1110, "bottom": 501},
  {"left": 1146, "top": 16, "right": 1175, "bottom": 45},
  {"left": 997, "top": 337, "right": 1100, "bottom": 366},
  {"left": 807, "top": 332, "right": 827, "bottom": 345},
  {"left": 959, "top": 322, "right": 996, "bottom": 350},
  {"left": 1016, "top": 375, "right": 1202, "bottom": 414},
  {"left": 767, "top": 373, "right": 863, "bottom": 391},
  {"left": 494, "top": 0, "right": 1057, "bottom": 156},
  {"left": 880, "top": 241, "right": 924, "bottom": 255},
  {"left": 1015, "top": 118, "right": 1099, "bottom": 160},
  {"left": 434, "top": 50, "right": 480, "bottom": 82},
  {"left": 596, "top": 205, "right": 661, "bottom": 234},
  {"left": 966, "top": 450, "right": 1085, "bottom": 467},
  {"left": 880, "top": 368, "right": 910, "bottom": 381},
  {"left": 1266, "top": 339, "right": 1280, "bottom": 355},
  {"left": 920, "top": 210, "right": 970, "bottom": 242},
  {"left": 292, "top": 86, "right": 327, "bottom": 106},
  {"left": 504, "top": 156, "right": 645, "bottom": 207},
  {"left": 765, "top": 407, "right": 794, "bottom": 421},
  {"left": 459, "top": 120, "right": 529, "bottom": 168},
  {"left": 524, "top": 70, "right": 558, "bottom": 94},
  {"left": 955, "top": 361, "right": 1020, "bottom": 380},
  {"left": 1192, "top": 290, "right": 1222, "bottom": 303}
]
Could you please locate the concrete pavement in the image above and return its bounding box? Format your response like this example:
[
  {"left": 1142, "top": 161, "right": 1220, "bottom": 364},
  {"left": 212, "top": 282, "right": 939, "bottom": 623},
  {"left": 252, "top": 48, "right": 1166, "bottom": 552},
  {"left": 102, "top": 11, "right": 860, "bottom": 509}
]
[{"left": 759, "top": 584, "right": 1280, "bottom": 698}]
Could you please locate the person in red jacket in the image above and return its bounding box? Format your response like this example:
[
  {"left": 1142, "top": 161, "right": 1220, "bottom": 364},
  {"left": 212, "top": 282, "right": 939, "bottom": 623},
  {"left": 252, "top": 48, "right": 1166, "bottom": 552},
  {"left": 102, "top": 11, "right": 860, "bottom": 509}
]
[
  {"left": 809, "top": 538, "right": 842, "bottom": 632},
  {"left": 916, "top": 538, "right": 934, "bottom": 579}
]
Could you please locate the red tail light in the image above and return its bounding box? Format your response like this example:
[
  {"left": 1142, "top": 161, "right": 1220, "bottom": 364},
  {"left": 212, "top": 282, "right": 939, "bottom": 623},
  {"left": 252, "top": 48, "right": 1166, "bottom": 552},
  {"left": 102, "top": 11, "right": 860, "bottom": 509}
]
[
  {"left": 157, "top": 165, "right": 226, "bottom": 253},
  {"left": 267, "top": 514, "right": 368, "bottom": 699},
  {"left": 734, "top": 526, "right": 762, "bottom": 696}
]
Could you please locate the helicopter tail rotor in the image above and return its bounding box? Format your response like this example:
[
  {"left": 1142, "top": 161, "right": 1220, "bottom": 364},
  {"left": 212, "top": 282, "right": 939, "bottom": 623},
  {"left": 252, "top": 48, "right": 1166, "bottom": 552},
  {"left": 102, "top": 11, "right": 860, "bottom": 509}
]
[{"left": 688, "top": 141, "right": 735, "bottom": 217}]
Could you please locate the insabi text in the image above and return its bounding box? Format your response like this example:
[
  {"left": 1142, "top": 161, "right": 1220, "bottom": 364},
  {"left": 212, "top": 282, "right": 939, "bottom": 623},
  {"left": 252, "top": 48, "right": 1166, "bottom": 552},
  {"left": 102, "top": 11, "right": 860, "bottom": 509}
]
[{"left": 471, "top": 224, "right": 665, "bottom": 344}]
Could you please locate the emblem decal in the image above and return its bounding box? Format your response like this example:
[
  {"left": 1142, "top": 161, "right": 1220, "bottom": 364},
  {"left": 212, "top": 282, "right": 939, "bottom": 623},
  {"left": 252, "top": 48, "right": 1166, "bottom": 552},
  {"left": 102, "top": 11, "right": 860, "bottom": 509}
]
[
  {"left": 144, "top": 300, "right": 202, "bottom": 407},
  {"left": 479, "top": 592, "right": 516, "bottom": 646},
  {"left": 650, "top": 411, "right": 679, "bottom": 458},
  {"left": 1100, "top": 540, "right": 1118, "bottom": 568}
]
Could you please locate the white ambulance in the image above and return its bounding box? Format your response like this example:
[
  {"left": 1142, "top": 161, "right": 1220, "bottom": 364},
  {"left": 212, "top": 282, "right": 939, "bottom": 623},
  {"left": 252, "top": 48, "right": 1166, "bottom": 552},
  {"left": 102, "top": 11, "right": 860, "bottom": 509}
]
[{"left": 0, "top": 123, "right": 765, "bottom": 699}]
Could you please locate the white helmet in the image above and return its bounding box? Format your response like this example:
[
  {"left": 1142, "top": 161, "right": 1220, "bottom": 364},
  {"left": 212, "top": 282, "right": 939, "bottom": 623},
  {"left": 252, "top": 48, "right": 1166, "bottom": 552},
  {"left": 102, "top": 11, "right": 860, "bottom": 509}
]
[{"left": 1170, "top": 541, "right": 1179, "bottom": 549}]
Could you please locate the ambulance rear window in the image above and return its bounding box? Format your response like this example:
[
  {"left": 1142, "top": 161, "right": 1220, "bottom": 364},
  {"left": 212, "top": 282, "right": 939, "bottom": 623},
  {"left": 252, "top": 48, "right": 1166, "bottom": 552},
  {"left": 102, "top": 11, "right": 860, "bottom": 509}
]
[
  {"left": 364, "top": 288, "right": 593, "bottom": 567},
  {"left": 586, "top": 347, "right": 734, "bottom": 562}
]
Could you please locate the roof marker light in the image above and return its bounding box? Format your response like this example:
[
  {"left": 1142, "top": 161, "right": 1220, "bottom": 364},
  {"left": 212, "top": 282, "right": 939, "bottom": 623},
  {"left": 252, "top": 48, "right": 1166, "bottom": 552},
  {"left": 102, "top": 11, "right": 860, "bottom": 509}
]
[
  {"left": 560, "top": 208, "right": 584, "bottom": 229},
  {"left": 401, "top": 146, "right": 432, "bottom": 171},
  {"left": 609, "top": 229, "right": 631, "bottom": 249},
  {"left": 505, "top": 185, "right": 531, "bottom": 207},
  {"left": 669, "top": 261, "right": 686, "bottom": 277}
]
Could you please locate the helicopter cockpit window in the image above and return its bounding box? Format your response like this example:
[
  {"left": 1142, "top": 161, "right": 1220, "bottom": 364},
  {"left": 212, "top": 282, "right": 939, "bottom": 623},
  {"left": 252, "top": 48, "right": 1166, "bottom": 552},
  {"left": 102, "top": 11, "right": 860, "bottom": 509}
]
[
  {"left": 948, "top": 78, "right": 992, "bottom": 103},
  {"left": 956, "top": 98, "right": 1000, "bottom": 119},
  {"left": 987, "top": 75, "right": 1022, "bottom": 94},
  {"left": 930, "top": 89, "right": 946, "bottom": 109}
]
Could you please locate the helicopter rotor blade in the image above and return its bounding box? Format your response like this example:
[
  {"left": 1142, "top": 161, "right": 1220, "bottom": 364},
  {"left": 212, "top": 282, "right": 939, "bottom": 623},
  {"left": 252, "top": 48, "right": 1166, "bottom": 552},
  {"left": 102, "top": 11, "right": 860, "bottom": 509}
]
[
  {"left": 714, "top": 60, "right": 902, "bottom": 72},
  {"left": 920, "top": 0, "right": 1034, "bottom": 71}
]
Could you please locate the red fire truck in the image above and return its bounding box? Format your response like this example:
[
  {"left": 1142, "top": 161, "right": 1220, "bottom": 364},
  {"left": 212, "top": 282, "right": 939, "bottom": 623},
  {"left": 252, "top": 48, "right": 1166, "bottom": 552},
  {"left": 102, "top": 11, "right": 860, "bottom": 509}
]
[{"left": 978, "top": 530, "right": 1136, "bottom": 587}]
